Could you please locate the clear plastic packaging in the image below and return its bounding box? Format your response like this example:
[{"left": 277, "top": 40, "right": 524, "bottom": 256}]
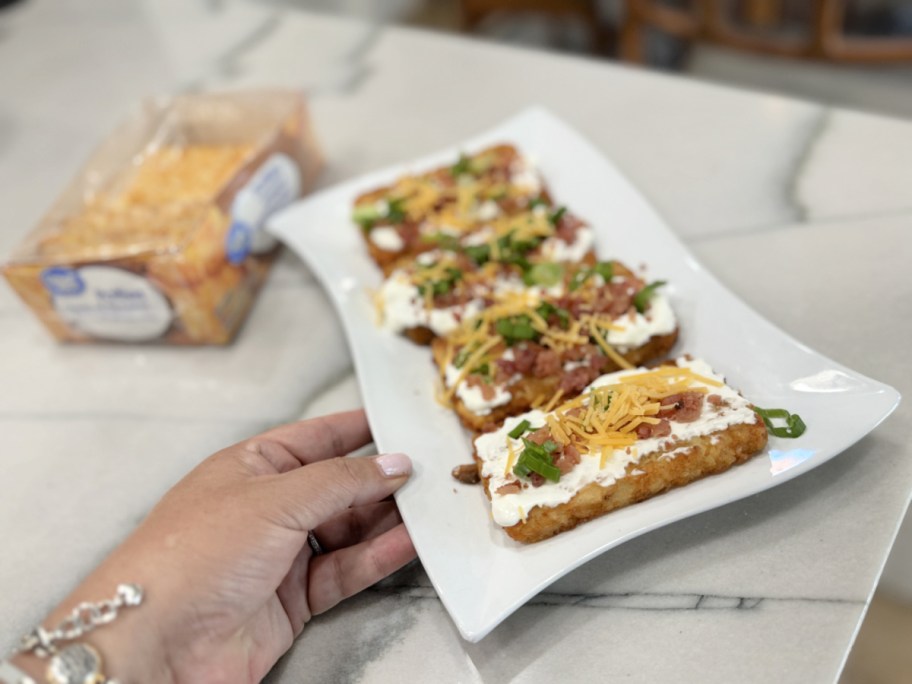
[{"left": 3, "top": 90, "right": 322, "bottom": 344}]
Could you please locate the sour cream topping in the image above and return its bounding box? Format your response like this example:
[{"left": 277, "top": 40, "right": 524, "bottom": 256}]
[
  {"left": 475, "top": 200, "right": 501, "bottom": 221},
  {"left": 378, "top": 270, "right": 484, "bottom": 336},
  {"left": 540, "top": 225, "right": 595, "bottom": 262},
  {"left": 475, "top": 358, "right": 758, "bottom": 527},
  {"left": 369, "top": 226, "right": 405, "bottom": 252},
  {"left": 510, "top": 161, "right": 542, "bottom": 194},
  {"left": 444, "top": 363, "right": 511, "bottom": 416},
  {"left": 607, "top": 294, "right": 677, "bottom": 351}
]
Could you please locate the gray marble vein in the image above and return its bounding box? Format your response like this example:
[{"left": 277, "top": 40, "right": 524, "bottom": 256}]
[
  {"left": 782, "top": 108, "right": 833, "bottom": 223},
  {"left": 367, "top": 585, "right": 861, "bottom": 612}
]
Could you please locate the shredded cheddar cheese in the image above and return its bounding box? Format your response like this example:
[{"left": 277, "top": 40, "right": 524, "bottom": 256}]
[
  {"left": 504, "top": 437, "right": 517, "bottom": 476},
  {"left": 524, "top": 363, "right": 715, "bottom": 464},
  {"left": 542, "top": 388, "right": 565, "bottom": 413},
  {"left": 589, "top": 326, "right": 635, "bottom": 370}
]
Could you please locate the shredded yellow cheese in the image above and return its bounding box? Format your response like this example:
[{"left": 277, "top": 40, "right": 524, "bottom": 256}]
[
  {"left": 370, "top": 287, "right": 385, "bottom": 326},
  {"left": 442, "top": 337, "right": 501, "bottom": 401},
  {"left": 527, "top": 362, "right": 714, "bottom": 471},
  {"left": 542, "top": 388, "right": 565, "bottom": 413},
  {"left": 589, "top": 326, "right": 635, "bottom": 370},
  {"left": 504, "top": 437, "right": 517, "bottom": 476}
]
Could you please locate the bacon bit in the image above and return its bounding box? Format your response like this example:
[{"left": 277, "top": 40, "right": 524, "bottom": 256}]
[
  {"left": 465, "top": 374, "right": 496, "bottom": 400},
  {"left": 658, "top": 392, "right": 705, "bottom": 422},
  {"left": 588, "top": 351, "right": 609, "bottom": 372},
  {"left": 559, "top": 366, "right": 596, "bottom": 394},
  {"left": 451, "top": 463, "right": 480, "bottom": 484},
  {"left": 528, "top": 472, "right": 546, "bottom": 488},
  {"left": 527, "top": 426, "right": 552, "bottom": 445},
  {"left": 555, "top": 213, "right": 584, "bottom": 242},
  {"left": 635, "top": 419, "right": 672, "bottom": 439},
  {"left": 512, "top": 343, "right": 541, "bottom": 375},
  {"left": 532, "top": 349, "right": 561, "bottom": 378},
  {"left": 495, "top": 482, "right": 521, "bottom": 495},
  {"left": 554, "top": 444, "right": 581, "bottom": 474}
]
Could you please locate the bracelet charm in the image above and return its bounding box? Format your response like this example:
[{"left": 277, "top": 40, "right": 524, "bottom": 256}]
[{"left": 46, "top": 644, "right": 106, "bottom": 684}]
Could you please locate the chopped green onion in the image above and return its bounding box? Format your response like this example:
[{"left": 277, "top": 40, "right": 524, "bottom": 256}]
[
  {"left": 633, "top": 280, "right": 667, "bottom": 314},
  {"left": 523, "top": 262, "right": 563, "bottom": 287},
  {"left": 528, "top": 197, "right": 548, "bottom": 210},
  {"left": 569, "top": 269, "right": 590, "bottom": 292},
  {"left": 451, "top": 153, "right": 472, "bottom": 177},
  {"left": 416, "top": 267, "right": 463, "bottom": 298},
  {"left": 508, "top": 419, "right": 532, "bottom": 439},
  {"left": 753, "top": 406, "right": 807, "bottom": 438},
  {"left": 535, "top": 301, "right": 570, "bottom": 329},
  {"left": 548, "top": 206, "right": 567, "bottom": 225},
  {"left": 569, "top": 261, "right": 615, "bottom": 292},
  {"left": 463, "top": 244, "right": 491, "bottom": 265},
  {"left": 386, "top": 198, "right": 407, "bottom": 223},
  {"left": 513, "top": 438, "right": 561, "bottom": 482},
  {"left": 352, "top": 198, "right": 406, "bottom": 230},
  {"left": 421, "top": 232, "right": 461, "bottom": 250},
  {"left": 495, "top": 314, "right": 539, "bottom": 345},
  {"left": 453, "top": 344, "right": 475, "bottom": 369},
  {"left": 352, "top": 204, "right": 382, "bottom": 230},
  {"left": 593, "top": 261, "right": 614, "bottom": 282}
]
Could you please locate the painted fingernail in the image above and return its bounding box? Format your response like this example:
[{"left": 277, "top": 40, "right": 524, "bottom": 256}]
[{"left": 376, "top": 453, "right": 412, "bottom": 478}]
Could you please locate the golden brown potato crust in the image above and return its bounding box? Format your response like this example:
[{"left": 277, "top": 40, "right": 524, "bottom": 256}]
[
  {"left": 432, "top": 327, "right": 680, "bottom": 432},
  {"left": 355, "top": 144, "right": 528, "bottom": 273},
  {"left": 483, "top": 416, "right": 768, "bottom": 544}
]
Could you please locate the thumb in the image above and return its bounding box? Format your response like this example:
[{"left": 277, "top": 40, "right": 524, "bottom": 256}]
[{"left": 253, "top": 452, "right": 412, "bottom": 533}]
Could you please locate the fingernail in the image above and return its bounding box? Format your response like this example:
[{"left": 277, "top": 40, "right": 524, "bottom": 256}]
[{"left": 376, "top": 453, "right": 412, "bottom": 477}]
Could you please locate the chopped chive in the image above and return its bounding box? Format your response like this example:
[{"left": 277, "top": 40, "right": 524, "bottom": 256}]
[
  {"left": 386, "top": 197, "right": 407, "bottom": 223},
  {"left": 495, "top": 314, "right": 539, "bottom": 346},
  {"left": 633, "top": 280, "right": 667, "bottom": 313},
  {"left": 593, "top": 261, "right": 614, "bottom": 282},
  {"left": 451, "top": 153, "right": 472, "bottom": 177},
  {"left": 523, "top": 262, "right": 563, "bottom": 287},
  {"left": 453, "top": 344, "right": 475, "bottom": 369},
  {"left": 417, "top": 267, "right": 463, "bottom": 298},
  {"left": 463, "top": 244, "right": 491, "bottom": 265},
  {"left": 535, "top": 301, "right": 570, "bottom": 330},
  {"left": 508, "top": 419, "right": 532, "bottom": 439},
  {"left": 422, "top": 232, "right": 461, "bottom": 250},
  {"left": 548, "top": 206, "right": 567, "bottom": 225},
  {"left": 753, "top": 406, "right": 807, "bottom": 438},
  {"left": 352, "top": 204, "right": 382, "bottom": 230},
  {"left": 513, "top": 438, "right": 561, "bottom": 482}
]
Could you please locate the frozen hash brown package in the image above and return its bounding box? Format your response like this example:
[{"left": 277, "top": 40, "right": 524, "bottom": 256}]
[{"left": 2, "top": 90, "right": 322, "bottom": 344}]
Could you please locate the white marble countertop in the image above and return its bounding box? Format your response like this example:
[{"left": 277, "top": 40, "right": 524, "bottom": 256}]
[{"left": 1, "top": 2, "right": 911, "bottom": 682}]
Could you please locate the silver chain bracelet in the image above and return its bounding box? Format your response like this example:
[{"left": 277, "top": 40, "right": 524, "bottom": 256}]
[{"left": 2, "top": 584, "right": 144, "bottom": 684}]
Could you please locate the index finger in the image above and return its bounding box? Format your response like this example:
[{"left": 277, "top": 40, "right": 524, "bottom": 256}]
[{"left": 252, "top": 409, "right": 373, "bottom": 468}]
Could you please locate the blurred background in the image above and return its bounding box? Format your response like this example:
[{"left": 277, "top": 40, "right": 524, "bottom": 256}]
[{"left": 1, "top": 0, "right": 909, "bottom": 680}]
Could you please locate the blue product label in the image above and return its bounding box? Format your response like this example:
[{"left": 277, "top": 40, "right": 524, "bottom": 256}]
[
  {"left": 225, "top": 220, "right": 253, "bottom": 264},
  {"left": 41, "top": 266, "right": 85, "bottom": 296},
  {"left": 228, "top": 153, "right": 301, "bottom": 257}
]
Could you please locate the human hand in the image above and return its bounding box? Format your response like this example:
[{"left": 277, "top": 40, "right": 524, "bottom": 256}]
[{"left": 12, "top": 410, "right": 415, "bottom": 683}]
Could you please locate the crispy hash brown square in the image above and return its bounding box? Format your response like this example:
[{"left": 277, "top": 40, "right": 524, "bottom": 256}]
[
  {"left": 473, "top": 358, "right": 768, "bottom": 543},
  {"left": 432, "top": 260, "right": 679, "bottom": 431},
  {"left": 373, "top": 208, "right": 599, "bottom": 345},
  {"left": 353, "top": 144, "right": 587, "bottom": 273}
]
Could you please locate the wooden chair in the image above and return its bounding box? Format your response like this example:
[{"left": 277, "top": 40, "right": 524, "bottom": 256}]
[
  {"left": 459, "top": 0, "right": 612, "bottom": 53},
  {"left": 620, "top": 0, "right": 912, "bottom": 64}
]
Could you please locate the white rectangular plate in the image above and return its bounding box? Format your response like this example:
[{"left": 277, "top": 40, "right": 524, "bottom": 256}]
[{"left": 268, "top": 107, "right": 900, "bottom": 642}]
